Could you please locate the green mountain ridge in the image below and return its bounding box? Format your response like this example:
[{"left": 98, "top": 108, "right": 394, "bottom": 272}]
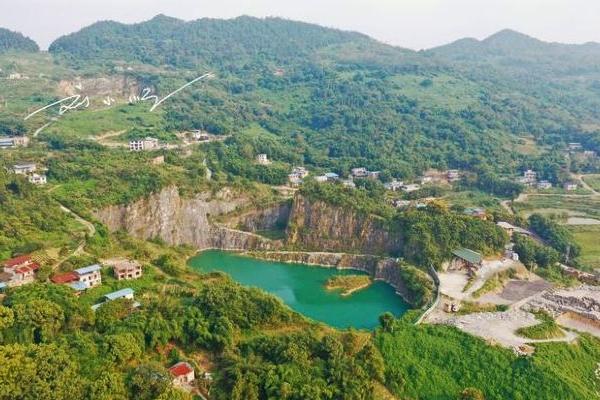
[{"left": 0, "top": 27, "right": 39, "bottom": 54}]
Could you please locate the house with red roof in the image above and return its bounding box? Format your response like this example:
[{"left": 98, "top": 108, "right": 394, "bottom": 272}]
[
  {"left": 169, "top": 361, "right": 195, "bottom": 387},
  {"left": 51, "top": 271, "right": 79, "bottom": 284},
  {"left": 1, "top": 255, "right": 40, "bottom": 287}
]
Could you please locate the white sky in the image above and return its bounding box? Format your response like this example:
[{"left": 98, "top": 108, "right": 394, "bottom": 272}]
[{"left": 3, "top": 0, "right": 600, "bottom": 50}]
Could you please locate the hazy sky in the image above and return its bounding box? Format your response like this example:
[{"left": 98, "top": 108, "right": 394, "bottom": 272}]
[{"left": 3, "top": 0, "right": 600, "bottom": 50}]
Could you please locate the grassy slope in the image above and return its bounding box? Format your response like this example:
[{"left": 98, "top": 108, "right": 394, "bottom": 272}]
[{"left": 376, "top": 320, "right": 600, "bottom": 400}]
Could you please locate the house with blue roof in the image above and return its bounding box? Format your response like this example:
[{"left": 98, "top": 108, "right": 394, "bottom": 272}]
[
  {"left": 75, "top": 264, "right": 102, "bottom": 288},
  {"left": 91, "top": 288, "right": 138, "bottom": 311}
]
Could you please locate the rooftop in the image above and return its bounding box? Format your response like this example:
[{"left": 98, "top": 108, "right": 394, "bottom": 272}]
[
  {"left": 104, "top": 288, "right": 134, "bottom": 301},
  {"left": 69, "top": 281, "right": 88, "bottom": 292},
  {"left": 169, "top": 361, "right": 194, "bottom": 377},
  {"left": 51, "top": 271, "right": 78, "bottom": 284},
  {"left": 452, "top": 248, "right": 483, "bottom": 265},
  {"left": 3, "top": 255, "right": 32, "bottom": 268},
  {"left": 75, "top": 264, "right": 101, "bottom": 275}
]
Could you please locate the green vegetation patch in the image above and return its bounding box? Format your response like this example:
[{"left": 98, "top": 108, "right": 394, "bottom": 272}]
[
  {"left": 325, "top": 274, "right": 372, "bottom": 296},
  {"left": 516, "top": 311, "right": 565, "bottom": 340}
]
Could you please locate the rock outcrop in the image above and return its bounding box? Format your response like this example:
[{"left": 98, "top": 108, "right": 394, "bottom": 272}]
[
  {"left": 286, "top": 195, "right": 402, "bottom": 255},
  {"left": 245, "top": 250, "right": 434, "bottom": 307},
  {"left": 95, "top": 186, "right": 280, "bottom": 250}
]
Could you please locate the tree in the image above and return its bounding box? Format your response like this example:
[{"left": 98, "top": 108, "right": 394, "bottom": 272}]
[
  {"left": 459, "top": 387, "right": 485, "bottom": 400},
  {"left": 14, "top": 299, "right": 64, "bottom": 343},
  {"left": 127, "top": 363, "right": 171, "bottom": 400},
  {"left": 379, "top": 312, "right": 395, "bottom": 333},
  {"left": 104, "top": 333, "right": 143, "bottom": 363},
  {"left": 87, "top": 372, "right": 128, "bottom": 400}
]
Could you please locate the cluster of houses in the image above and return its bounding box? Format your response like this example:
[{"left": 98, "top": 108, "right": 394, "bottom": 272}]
[
  {"left": 568, "top": 142, "right": 597, "bottom": 158},
  {"left": 10, "top": 162, "right": 47, "bottom": 185},
  {"left": 129, "top": 137, "right": 160, "bottom": 152},
  {"left": 0, "top": 136, "right": 29, "bottom": 150},
  {"left": 518, "top": 169, "right": 578, "bottom": 191},
  {"left": 0, "top": 255, "right": 40, "bottom": 290},
  {"left": 51, "top": 260, "right": 143, "bottom": 295}
]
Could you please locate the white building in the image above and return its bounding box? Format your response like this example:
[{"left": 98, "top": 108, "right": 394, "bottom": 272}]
[
  {"left": 384, "top": 180, "right": 404, "bottom": 191},
  {"left": 523, "top": 169, "right": 537, "bottom": 183},
  {"left": 0, "top": 136, "right": 29, "bottom": 149},
  {"left": 290, "top": 166, "right": 309, "bottom": 179},
  {"left": 169, "top": 362, "right": 195, "bottom": 388},
  {"left": 12, "top": 163, "right": 37, "bottom": 175},
  {"left": 129, "top": 137, "right": 159, "bottom": 151},
  {"left": 75, "top": 264, "right": 102, "bottom": 288},
  {"left": 256, "top": 154, "right": 270, "bottom": 165},
  {"left": 402, "top": 183, "right": 421, "bottom": 193},
  {"left": 447, "top": 170, "right": 461, "bottom": 182},
  {"left": 351, "top": 167, "right": 368, "bottom": 178},
  {"left": 28, "top": 173, "right": 47, "bottom": 185},
  {"left": 537, "top": 180, "right": 552, "bottom": 190},
  {"left": 564, "top": 182, "right": 578, "bottom": 191}
]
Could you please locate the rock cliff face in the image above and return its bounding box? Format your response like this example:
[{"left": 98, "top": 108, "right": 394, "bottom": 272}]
[
  {"left": 246, "top": 251, "right": 433, "bottom": 307},
  {"left": 94, "top": 186, "right": 280, "bottom": 250},
  {"left": 286, "top": 195, "right": 402, "bottom": 255},
  {"left": 223, "top": 201, "right": 291, "bottom": 232}
]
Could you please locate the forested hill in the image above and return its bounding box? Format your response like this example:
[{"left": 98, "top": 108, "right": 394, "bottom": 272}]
[
  {"left": 43, "top": 16, "right": 600, "bottom": 177},
  {"left": 49, "top": 14, "right": 376, "bottom": 67},
  {"left": 0, "top": 27, "right": 39, "bottom": 53},
  {"left": 428, "top": 29, "right": 600, "bottom": 74}
]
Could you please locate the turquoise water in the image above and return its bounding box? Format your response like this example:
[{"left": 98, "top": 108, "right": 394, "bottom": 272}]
[{"left": 188, "top": 250, "right": 410, "bottom": 329}]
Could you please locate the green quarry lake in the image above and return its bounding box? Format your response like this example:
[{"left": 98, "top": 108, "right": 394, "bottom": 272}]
[{"left": 188, "top": 250, "right": 410, "bottom": 329}]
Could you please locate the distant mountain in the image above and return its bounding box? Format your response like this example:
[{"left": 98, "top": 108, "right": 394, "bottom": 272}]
[
  {"left": 0, "top": 27, "right": 39, "bottom": 53},
  {"left": 427, "top": 29, "right": 600, "bottom": 74},
  {"left": 49, "top": 15, "right": 374, "bottom": 67}
]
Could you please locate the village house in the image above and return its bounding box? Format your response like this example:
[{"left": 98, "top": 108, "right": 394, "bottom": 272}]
[
  {"left": 391, "top": 199, "right": 411, "bottom": 208},
  {"left": 256, "top": 153, "right": 270, "bottom": 165},
  {"left": 288, "top": 166, "right": 309, "bottom": 186},
  {"left": 290, "top": 166, "right": 309, "bottom": 179},
  {"left": 351, "top": 167, "right": 368, "bottom": 178},
  {"left": 50, "top": 271, "right": 88, "bottom": 294},
  {"left": 463, "top": 207, "right": 487, "bottom": 220},
  {"left": 449, "top": 248, "right": 483, "bottom": 273},
  {"left": 583, "top": 150, "right": 597, "bottom": 158},
  {"left": 0, "top": 136, "right": 29, "bottom": 149},
  {"left": 315, "top": 175, "right": 328, "bottom": 183},
  {"left": 420, "top": 175, "right": 434, "bottom": 184},
  {"left": 169, "top": 361, "right": 195, "bottom": 388},
  {"left": 1, "top": 255, "right": 40, "bottom": 287},
  {"left": 384, "top": 179, "right": 404, "bottom": 191},
  {"left": 537, "top": 180, "right": 552, "bottom": 190},
  {"left": 12, "top": 162, "right": 37, "bottom": 175},
  {"left": 75, "top": 264, "right": 102, "bottom": 288},
  {"left": 129, "top": 137, "right": 159, "bottom": 151},
  {"left": 91, "top": 288, "right": 137, "bottom": 311},
  {"left": 366, "top": 171, "right": 381, "bottom": 180},
  {"left": 113, "top": 260, "right": 143, "bottom": 281},
  {"left": 401, "top": 183, "right": 421, "bottom": 193},
  {"left": 568, "top": 142, "right": 582, "bottom": 151},
  {"left": 28, "top": 173, "right": 47, "bottom": 185},
  {"left": 191, "top": 130, "right": 210, "bottom": 141},
  {"left": 342, "top": 179, "right": 356, "bottom": 188},
  {"left": 520, "top": 169, "right": 537, "bottom": 186},
  {"left": 324, "top": 172, "right": 339, "bottom": 182},
  {"left": 564, "top": 182, "right": 578, "bottom": 191},
  {"left": 446, "top": 169, "right": 461, "bottom": 182},
  {"left": 496, "top": 221, "right": 532, "bottom": 238}
]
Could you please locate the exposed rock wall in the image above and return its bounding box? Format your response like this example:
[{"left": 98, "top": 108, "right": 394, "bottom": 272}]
[
  {"left": 94, "top": 186, "right": 280, "bottom": 250},
  {"left": 286, "top": 195, "right": 402, "bottom": 255},
  {"left": 224, "top": 201, "right": 291, "bottom": 232},
  {"left": 245, "top": 250, "right": 433, "bottom": 307}
]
